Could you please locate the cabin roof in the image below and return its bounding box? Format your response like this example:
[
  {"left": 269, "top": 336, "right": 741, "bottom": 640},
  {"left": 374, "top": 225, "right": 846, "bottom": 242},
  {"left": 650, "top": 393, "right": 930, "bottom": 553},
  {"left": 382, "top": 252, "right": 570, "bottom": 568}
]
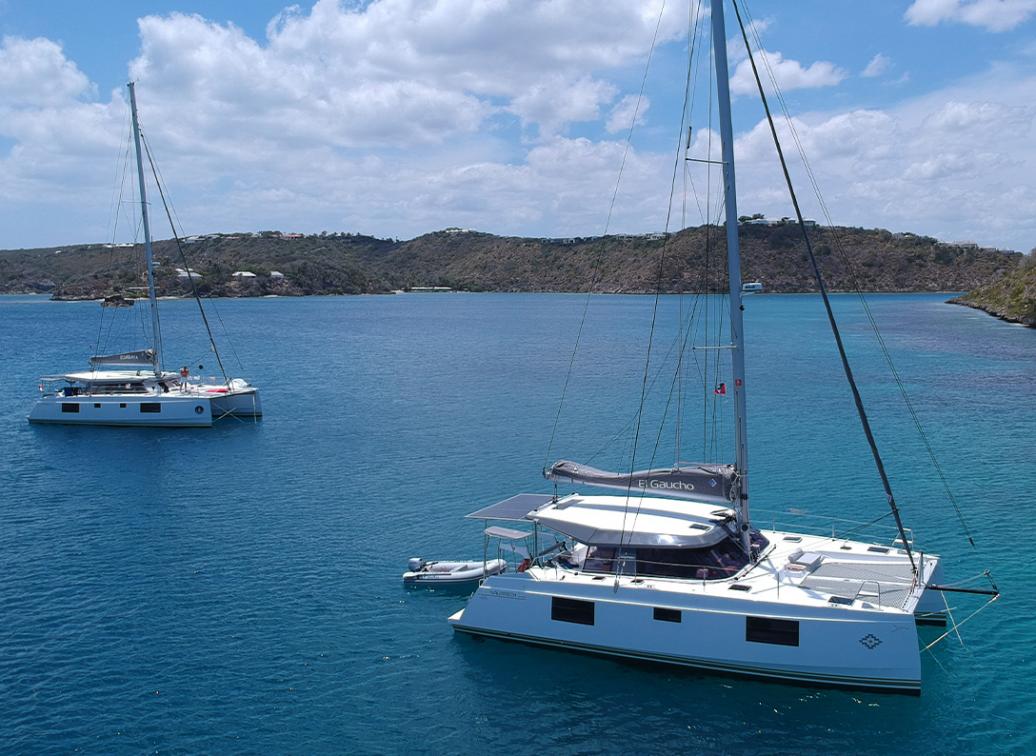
[
  {"left": 42, "top": 370, "right": 172, "bottom": 383},
  {"left": 467, "top": 492, "right": 735, "bottom": 548},
  {"left": 530, "top": 494, "right": 734, "bottom": 548}
]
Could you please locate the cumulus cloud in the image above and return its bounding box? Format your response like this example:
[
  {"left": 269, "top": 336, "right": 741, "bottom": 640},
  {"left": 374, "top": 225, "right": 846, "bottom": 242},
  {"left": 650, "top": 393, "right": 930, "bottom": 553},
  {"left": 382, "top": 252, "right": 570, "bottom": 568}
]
[
  {"left": 905, "top": 0, "right": 1036, "bottom": 32},
  {"left": 2, "top": 0, "right": 1036, "bottom": 254},
  {"left": 723, "top": 70, "right": 1036, "bottom": 249},
  {"left": 862, "top": 53, "right": 892, "bottom": 78},
  {"left": 0, "top": 36, "right": 94, "bottom": 107},
  {"left": 729, "top": 49, "right": 847, "bottom": 96},
  {"left": 510, "top": 75, "right": 617, "bottom": 136},
  {"left": 605, "top": 94, "right": 650, "bottom": 134}
]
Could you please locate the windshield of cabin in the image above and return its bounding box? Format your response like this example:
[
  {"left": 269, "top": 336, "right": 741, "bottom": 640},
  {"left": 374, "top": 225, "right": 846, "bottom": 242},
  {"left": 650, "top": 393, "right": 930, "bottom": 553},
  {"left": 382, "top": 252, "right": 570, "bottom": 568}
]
[{"left": 580, "top": 531, "right": 769, "bottom": 580}]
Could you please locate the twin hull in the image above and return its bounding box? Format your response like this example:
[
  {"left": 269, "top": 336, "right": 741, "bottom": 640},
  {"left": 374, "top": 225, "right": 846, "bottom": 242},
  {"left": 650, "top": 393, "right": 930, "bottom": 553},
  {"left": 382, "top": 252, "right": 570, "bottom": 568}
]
[
  {"left": 28, "top": 390, "right": 262, "bottom": 428},
  {"left": 451, "top": 574, "right": 923, "bottom": 693}
]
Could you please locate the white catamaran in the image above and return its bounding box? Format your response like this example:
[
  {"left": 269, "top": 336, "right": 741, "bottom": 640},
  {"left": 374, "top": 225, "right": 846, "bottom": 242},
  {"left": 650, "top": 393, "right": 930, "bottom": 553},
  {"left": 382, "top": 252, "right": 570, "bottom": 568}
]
[
  {"left": 29, "top": 82, "right": 261, "bottom": 428},
  {"left": 447, "top": 1, "right": 997, "bottom": 693}
]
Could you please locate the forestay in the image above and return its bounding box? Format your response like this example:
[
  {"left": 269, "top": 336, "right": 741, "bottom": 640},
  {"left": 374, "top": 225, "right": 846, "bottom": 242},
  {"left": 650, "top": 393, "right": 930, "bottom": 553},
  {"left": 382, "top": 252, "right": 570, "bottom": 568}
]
[{"left": 544, "top": 460, "right": 735, "bottom": 504}]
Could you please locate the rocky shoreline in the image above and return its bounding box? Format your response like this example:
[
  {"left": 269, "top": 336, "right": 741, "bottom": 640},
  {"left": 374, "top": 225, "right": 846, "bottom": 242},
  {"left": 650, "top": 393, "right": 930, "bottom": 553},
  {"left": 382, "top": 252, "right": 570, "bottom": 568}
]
[{"left": 947, "top": 257, "right": 1036, "bottom": 328}]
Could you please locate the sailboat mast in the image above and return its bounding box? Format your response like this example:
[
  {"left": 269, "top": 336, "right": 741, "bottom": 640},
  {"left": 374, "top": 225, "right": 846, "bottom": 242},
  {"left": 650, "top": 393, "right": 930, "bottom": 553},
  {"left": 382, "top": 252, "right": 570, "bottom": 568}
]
[
  {"left": 127, "top": 81, "right": 162, "bottom": 377},
  {"left": 710, "top": 0, "right": 752, "bottom": 551}
]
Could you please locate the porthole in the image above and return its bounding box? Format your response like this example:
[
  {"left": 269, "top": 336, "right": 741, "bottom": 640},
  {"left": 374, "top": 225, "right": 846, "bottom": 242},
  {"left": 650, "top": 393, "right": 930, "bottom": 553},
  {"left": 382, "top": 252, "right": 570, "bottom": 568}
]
[{"left": 195, "top": 405, "right": 205, "bottom": 414}]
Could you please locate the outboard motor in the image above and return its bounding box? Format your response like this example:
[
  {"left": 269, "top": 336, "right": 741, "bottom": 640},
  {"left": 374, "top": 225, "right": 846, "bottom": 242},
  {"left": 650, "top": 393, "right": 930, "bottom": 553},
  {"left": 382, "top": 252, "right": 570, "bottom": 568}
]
[{"left": 408, "top": 557, "right": 424, "bottom": 572}]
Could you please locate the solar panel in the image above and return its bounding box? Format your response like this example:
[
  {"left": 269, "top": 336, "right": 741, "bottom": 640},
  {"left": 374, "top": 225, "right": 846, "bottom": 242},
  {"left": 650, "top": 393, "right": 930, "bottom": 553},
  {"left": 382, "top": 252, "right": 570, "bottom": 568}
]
[{"left": 465, "top": 493, "right": 556, "bottom": 521}]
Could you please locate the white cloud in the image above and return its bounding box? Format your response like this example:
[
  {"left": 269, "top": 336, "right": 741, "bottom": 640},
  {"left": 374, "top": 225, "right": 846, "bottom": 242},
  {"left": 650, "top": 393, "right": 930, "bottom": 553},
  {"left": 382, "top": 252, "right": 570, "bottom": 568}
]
[
  {"left": 0, "top": 0, "right": 690, "bottom": 247},
  {"left": 0, "top": 36, "right": 94, "bottom": 107},
  {"left": 905, "top": 0, "right": 1036, "bottom": 32},
  {"left": 926, "top": 99, "right": 1031, "bottom": 129},
  {"left": 510, "top": 75, "right": 617, "bottom": 135},
  {"left": 2, "top": 0, "right": 1036, "bottom": 255},
  {"left": 118, "top": 0, "right": 688, "bottom": 149},
  {"left": 729, "top": 50, "right": 847, "bottom": 96},
  {"left": 727, "top": 16, "right": 771, "bottom": 61},
  {"left": 862, "top": 53, "right": 892, "bottom": 78},
  {"left": 722, "top": 68, "right": 1036, "bottom": 249},
  {"left": 605, "top": 94, "right": 650, "bottom": 134}
]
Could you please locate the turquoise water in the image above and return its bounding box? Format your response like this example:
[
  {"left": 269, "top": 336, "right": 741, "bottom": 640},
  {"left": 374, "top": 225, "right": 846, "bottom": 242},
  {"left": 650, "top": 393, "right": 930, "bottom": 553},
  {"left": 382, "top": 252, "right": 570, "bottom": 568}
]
[{"left": 0, "top": 292, "right": 1032, "bottom": 753}]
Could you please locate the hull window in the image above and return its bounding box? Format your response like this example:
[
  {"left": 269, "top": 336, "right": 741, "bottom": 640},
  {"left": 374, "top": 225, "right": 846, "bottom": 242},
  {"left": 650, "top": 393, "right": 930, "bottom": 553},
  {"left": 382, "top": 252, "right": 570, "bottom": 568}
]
[
  {"left": 746, "top": 616, "right": 799, "bottom": 647},
  {"left": 140, "top": 403, "right": 162, "bottom": 413},
  {"left": 653, "top": 607, "right": 681, "bottom": 623},
  {"left": 61, "top": 403, "right": 80, "bottom": 413},
  {"left": 551, "top": 597, "right": 595, "bottom": 626}
]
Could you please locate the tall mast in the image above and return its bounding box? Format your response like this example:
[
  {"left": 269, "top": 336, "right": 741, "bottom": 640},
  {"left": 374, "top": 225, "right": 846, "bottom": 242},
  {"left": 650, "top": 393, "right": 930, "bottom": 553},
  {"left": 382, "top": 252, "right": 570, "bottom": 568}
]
[
  {"left": 710, "top": 0, "right": 752, "bottom": 553},
  {"left": 128, "top": 81, "right": 162, "bottom": 376}
]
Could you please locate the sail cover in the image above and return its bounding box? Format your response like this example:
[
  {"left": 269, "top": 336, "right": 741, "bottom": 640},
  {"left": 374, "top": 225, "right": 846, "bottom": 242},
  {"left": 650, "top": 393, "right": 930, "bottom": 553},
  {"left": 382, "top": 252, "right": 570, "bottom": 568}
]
[
  {"left": 89, "top": 349, "right": 155, "bottom": 368},
  {"left": 545, "top": 460, "right": 736, "bottom": 504}
]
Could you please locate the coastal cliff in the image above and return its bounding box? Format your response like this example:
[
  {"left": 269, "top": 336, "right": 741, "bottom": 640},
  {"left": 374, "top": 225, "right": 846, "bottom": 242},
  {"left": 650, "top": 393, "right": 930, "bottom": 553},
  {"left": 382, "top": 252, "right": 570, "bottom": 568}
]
[
  {"left": 0, "top": 225, "right": 1021, "bottom": 299},
  {"left": 950, "top": 254, "right": 1036, "bottom": 327}
]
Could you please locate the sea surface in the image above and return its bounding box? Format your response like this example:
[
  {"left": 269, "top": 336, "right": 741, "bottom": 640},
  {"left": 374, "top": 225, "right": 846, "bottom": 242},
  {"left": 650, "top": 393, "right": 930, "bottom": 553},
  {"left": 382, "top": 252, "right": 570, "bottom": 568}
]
[{"left": 0, "top": 292, "right": 1033, "bottom": 754}]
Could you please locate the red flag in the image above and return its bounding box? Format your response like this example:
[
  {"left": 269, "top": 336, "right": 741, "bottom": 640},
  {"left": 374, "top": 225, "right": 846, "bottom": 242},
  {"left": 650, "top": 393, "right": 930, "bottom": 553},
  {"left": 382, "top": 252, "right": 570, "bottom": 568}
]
[{"left": 714, "top": 382, "right": 726, "bottom": 395}]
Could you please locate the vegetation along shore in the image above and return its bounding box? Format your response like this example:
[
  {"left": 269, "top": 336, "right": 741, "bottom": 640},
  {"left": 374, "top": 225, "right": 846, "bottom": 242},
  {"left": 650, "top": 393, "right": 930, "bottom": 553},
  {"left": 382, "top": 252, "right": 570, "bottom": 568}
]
[{"left": 0, "top": 223, "right": 1030, "bottom": 326}]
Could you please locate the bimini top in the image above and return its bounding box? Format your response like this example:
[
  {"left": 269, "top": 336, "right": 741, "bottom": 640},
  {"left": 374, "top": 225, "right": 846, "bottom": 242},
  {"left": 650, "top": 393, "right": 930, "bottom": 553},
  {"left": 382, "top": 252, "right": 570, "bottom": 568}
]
[{"left": 467, "top": 492, "right": 736, "bottom": 549}]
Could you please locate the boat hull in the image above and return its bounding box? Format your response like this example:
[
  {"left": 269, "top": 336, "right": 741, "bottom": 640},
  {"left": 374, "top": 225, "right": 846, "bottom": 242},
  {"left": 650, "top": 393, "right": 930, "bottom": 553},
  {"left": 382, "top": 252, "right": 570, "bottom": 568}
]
[
  {"left": 450, "top": 575, "right": 922, "bottom": 694},
  {"left": 209, "top": 388, "right": 262, "bottom": 419},
  {"left": 28, "top": 395, "right": 214, "bottom": 427},
  {"left": 28, "top": 387, "right": 262, "bottom": 427}
]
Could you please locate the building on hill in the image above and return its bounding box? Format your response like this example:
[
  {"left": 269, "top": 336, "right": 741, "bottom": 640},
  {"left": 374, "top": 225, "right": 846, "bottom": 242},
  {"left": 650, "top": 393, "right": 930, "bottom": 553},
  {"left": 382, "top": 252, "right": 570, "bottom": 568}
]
[
  {"left": 232, "top": 271, "right": 257, "bottom": 278},
  {"left": 269, "top": 271, "right": 285, "bottom": 279}
]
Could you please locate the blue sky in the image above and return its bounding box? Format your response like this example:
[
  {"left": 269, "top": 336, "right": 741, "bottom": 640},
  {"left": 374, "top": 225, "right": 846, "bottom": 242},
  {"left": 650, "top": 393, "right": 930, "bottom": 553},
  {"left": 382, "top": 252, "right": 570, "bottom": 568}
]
[{"left": 1, "top": 0, "right": 1034, "bottom": 250}]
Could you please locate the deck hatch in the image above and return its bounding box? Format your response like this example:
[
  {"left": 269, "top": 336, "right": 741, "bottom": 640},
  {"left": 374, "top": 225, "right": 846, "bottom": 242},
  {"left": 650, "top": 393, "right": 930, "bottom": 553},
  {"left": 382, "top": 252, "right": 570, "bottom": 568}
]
[
  {"left": 746, "top": 616, "right": 799, "bottom": 647},
  {"left": 551, "top": 597, "right": 595, "bottom": 626}
]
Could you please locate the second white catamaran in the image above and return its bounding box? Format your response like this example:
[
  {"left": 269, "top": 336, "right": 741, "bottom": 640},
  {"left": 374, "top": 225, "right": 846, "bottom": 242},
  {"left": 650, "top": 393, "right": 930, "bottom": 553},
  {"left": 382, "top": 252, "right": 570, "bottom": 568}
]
[
  {"left": 447, "top": 0, "right": 997, "bottom": 693},
  {"left": 29, "top": 82, "right": 261, "bottom": 428}
]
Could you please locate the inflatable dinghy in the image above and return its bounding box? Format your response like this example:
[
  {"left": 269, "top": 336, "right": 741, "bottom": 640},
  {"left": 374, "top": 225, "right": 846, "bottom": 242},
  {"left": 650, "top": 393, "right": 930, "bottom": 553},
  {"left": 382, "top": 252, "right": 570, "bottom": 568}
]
[{"left": 402, "top": 557, "right": 506, "bottom": 585}]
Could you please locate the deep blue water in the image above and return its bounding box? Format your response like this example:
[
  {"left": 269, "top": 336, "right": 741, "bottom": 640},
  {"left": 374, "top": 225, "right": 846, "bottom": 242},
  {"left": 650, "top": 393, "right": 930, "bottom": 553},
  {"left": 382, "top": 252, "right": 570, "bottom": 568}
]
[{"left": 0, "top": 292, "right": 1033, "bottom": 753}]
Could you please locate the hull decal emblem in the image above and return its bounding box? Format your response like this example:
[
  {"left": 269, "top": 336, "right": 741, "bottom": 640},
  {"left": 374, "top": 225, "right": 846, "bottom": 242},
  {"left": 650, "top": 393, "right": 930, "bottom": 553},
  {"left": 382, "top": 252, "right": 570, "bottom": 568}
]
[{"left": 860, "top": 634, "right": 882, "bottom": 650}]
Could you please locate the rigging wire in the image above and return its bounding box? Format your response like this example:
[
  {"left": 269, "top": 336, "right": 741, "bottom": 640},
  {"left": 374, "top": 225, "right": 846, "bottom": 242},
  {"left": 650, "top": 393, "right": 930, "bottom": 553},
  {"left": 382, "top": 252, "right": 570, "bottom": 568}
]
[
  {"left": 674, "top": 1, "right": 714, "bottom": 466},
  {"left": 542, "top": 0, "right": 670, "bottom": 474},
  {"left": 738, "top": 0, "right": 978, "bottom": 550},
  {"left": 585, "top": 320, "right": 693, "bottom": 464},
  {"left": 141, "top": 133, "right": 230, "bottom": 384},
  {"left": 703, "top": 37, "right": 717, "bottom": 460},
  {"left": 142, "top": 139, "right": 247, "bottom": 373},
  {"left": 616, "top": 0, "right": 706, "bottom": 567},
  {"left": 95, "top": 123, "right": 135, "bottom": 361},
  {"left": 730, "top": 0, "right": 916, "bottom": 572}
]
